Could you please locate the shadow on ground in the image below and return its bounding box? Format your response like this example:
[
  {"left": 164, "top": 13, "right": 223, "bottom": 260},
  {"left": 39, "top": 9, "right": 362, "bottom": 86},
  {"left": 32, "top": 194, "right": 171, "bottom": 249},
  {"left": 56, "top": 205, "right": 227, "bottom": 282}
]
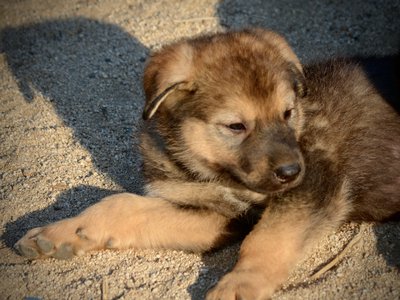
[
  {"left": 187, "top": 244, "right": 240, "bottom": 299},
  {"left": 216, "top": 0, "right": 400, "bottom": 62},
  {"left": 357, "top": 55, "right": 400, "bottom": 113},
  {"left": 1, "top": 18, "right": 147, "bottom": 246},
  {"left": 374, "top": 221, "right": 400, "bottom": 270}
]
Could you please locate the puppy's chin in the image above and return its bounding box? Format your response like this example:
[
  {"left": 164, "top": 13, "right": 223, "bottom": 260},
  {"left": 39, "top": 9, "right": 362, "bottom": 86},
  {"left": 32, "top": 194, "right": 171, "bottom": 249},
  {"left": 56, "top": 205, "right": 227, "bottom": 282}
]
[{"left": 231, "top": 170, "right": 305, "bottom": 195}]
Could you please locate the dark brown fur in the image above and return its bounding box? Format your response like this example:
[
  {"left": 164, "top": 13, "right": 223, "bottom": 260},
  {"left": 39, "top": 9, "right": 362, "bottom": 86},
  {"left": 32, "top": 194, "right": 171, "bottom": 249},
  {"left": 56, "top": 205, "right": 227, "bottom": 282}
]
[{"left": 15, "top": 29, "right": 400, "bottom": 299}]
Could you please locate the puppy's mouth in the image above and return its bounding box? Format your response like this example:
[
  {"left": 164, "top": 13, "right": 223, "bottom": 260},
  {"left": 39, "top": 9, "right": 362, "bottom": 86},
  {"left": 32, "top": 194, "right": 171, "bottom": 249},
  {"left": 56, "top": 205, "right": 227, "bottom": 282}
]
[
  {"left": 226, "top": 165, "right": 305, "bottom": 195},
  {"left": 246, "top": 175, "right": 304, "bottom": 194}
]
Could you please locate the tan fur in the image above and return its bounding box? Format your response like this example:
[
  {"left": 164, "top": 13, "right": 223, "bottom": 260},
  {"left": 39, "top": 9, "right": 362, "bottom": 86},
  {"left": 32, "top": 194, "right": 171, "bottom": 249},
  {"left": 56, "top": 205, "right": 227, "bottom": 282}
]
[
  {"left": 15, "top": 29, "right": 400, "bottom": 299},
  {"left": 16, "top": 193, "right": 231, "bottom": 258}
]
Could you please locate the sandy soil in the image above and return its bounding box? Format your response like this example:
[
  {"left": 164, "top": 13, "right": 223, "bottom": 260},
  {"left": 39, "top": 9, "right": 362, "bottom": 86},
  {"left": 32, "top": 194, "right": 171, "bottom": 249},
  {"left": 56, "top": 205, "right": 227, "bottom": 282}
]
[{"left": 0, "top": 0, "right": 399, "bottom": 299}]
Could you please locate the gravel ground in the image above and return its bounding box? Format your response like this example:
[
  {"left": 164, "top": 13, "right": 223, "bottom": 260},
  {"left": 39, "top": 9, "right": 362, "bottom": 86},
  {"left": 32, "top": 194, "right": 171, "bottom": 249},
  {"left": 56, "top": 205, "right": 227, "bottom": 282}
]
[{"left": 0, "top": 0, "right": 399, "bottom": 299}]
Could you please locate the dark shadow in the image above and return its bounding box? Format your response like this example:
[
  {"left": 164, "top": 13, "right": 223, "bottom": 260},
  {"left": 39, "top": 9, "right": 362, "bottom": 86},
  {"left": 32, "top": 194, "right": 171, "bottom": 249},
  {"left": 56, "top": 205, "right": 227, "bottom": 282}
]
[
  {"left": 187, "top": 208, "right": 262, "bottom": 299},
  {"left": 357, "top": 55, "right": 400, "bottom": 113},
  {"left": 1, "top": 18, "right": 147, "bottom": 246},
  {"left": 217, "top": 0, "right": 400, "bottom": 63},
  {"left": 374, "top": 221, "right": 400, "bottom": 270},
  {"left": 187, "top": 244, "right": 240, "bottom": 300}
]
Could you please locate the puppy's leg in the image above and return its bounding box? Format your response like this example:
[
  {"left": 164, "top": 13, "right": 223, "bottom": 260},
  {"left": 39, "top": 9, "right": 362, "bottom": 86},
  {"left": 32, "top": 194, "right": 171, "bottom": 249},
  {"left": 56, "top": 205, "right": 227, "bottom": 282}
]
[
  {"left": 15, "top": 193, "right": 230, "bottom": 259},
  {"left": 207, "top": 182, "right": 351, "bottom": 300},
  {"left": 146, "top": 180, "right": 266, "bottom": 218}
]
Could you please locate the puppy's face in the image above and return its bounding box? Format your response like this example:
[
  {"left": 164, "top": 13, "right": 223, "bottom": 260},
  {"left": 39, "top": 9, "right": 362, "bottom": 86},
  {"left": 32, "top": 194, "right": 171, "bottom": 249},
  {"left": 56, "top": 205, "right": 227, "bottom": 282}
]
[{"left": 143, "top": 29, "right": 307, "bottom": 194}]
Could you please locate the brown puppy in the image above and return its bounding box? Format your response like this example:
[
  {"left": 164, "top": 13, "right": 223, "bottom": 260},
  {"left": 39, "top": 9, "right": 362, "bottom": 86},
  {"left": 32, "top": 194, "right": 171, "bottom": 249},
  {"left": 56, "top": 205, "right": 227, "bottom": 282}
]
[{"left": 15, "top": 28, "right": 400, "bottom": 299}]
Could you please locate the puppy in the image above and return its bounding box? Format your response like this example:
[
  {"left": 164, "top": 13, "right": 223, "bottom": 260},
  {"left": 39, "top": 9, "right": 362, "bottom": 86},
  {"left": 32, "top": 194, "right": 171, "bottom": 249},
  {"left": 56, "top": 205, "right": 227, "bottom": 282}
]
[{"left": 15, "top": 28, "right": 400, "bottom": 299}]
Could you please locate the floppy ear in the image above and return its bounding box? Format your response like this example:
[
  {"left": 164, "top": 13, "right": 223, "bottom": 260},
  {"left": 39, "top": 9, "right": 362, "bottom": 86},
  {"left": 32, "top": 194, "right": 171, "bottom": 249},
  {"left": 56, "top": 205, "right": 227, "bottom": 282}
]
[
  {"left": 142, "top": 42, "right": 195, "bottom": 120},
  {"left": 142, "top": 81, "right": 194, "bottom": 120}
]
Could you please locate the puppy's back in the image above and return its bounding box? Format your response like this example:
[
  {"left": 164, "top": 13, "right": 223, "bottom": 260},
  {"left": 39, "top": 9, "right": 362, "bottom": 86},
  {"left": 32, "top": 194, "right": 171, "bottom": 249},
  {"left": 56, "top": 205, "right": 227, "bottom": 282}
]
[{"left": 302, "top": 59, "right": 400, "bottom": 221}]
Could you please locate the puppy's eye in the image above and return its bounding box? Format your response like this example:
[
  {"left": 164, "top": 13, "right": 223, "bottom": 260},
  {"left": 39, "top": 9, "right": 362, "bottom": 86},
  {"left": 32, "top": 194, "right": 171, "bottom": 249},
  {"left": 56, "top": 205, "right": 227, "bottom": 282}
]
[
  {"left": 284, "top": 109, "right": 293, "bottom": 120},
  {"left": 226, "top": 123, "right": 246, "bottom": 132}
]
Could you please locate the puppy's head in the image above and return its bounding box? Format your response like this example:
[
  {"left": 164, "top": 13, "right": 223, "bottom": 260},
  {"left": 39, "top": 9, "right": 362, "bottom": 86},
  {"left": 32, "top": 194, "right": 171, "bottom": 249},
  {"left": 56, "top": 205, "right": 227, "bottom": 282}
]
[{"left": 142, "top": 28, "right": 307, "bottom": 193}]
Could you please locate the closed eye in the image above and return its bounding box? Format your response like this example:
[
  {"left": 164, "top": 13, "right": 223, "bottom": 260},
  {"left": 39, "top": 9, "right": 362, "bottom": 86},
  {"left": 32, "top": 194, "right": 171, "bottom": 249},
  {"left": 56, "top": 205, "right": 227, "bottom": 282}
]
[{"left": 226, "top": 123, "right": 246, "bottom": 132}]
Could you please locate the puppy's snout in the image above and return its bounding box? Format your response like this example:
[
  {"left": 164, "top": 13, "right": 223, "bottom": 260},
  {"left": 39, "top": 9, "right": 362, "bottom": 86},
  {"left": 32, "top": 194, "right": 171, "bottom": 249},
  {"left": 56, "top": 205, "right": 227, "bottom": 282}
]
[{"left": 274, "top": 163, "right": 301, "bottom": 183}]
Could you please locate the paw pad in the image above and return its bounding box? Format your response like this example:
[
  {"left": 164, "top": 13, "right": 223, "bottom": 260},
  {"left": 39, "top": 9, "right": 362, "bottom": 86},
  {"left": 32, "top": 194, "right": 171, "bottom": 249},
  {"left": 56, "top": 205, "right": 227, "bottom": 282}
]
[
  {"left": 36, "top": 236, "right": 54, "bottom": 253},
  {"left": 51, "top": 243, "right": 74, "bottom": 260}
]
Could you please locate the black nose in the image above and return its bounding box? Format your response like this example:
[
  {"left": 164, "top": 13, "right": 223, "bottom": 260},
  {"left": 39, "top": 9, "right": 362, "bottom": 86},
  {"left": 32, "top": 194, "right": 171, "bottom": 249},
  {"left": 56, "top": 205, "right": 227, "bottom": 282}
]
[{"left": 274, "top": 163, "right": 301, "bottom": 183}]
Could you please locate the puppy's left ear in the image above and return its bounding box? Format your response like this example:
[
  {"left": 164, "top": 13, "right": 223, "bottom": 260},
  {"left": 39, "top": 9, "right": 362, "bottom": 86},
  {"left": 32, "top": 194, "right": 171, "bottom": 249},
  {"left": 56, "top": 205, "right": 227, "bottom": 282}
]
[
  {"left": 142, "top": 42, "right": 195, "bottom": 120},
  {"left": 289, "top": 62, "right": 308, "bottom": 98},
  {"left": 142, "top": 81, "right": 194, "bottom": 120}
]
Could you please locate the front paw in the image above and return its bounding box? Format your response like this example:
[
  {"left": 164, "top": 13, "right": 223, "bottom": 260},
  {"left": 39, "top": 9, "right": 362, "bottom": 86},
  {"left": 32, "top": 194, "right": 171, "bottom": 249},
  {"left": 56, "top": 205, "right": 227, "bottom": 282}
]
[
  {"left": 206, "top": 270, "right": 275, "bottom": 300},
  {"left": 14, "top": 218, "right": 100, "bottom": 259}
]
